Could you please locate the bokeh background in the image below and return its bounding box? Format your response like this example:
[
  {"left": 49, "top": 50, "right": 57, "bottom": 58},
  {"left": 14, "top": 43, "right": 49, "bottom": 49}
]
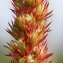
[{"left": 0, "top": 0, "right": 63, "bottom": 63}]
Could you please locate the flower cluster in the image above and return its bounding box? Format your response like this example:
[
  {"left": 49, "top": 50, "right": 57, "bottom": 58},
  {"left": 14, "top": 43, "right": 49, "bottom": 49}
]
[{"left": 4, "top": 0, "right": 53, "bottom": 63}]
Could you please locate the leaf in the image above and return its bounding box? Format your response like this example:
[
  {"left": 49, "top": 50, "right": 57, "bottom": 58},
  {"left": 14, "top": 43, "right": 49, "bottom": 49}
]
[
  {"left": 43, "top": 53, "right": 53, "bottom": 60},
  {"left": 3, "top": 45, "right": 10, "bottom": 50},
  {"left": 46, "top": 22, "right": 52, "bottom": 29}
]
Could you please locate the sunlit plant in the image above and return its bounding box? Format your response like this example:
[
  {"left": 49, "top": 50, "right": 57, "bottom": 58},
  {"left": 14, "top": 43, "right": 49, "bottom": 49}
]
[{"left": 4, "top": 0, "right": 53, "bottom": 63}]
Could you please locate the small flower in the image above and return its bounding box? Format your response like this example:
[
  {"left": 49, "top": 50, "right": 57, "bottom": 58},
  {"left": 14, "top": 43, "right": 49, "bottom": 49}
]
[{"left": 25, "top": 0, "right": 44, "bottom": 7}]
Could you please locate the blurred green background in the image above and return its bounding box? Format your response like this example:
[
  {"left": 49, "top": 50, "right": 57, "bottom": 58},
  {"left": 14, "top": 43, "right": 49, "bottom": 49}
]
[{"left": 0, "top": 46, "right": 11, "bottom": 63}]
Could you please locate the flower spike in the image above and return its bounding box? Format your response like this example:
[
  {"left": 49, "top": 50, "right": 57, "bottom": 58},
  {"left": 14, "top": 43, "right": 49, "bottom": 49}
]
[{"left": 5, "top": 0, "right": 53, "bottom": 63}]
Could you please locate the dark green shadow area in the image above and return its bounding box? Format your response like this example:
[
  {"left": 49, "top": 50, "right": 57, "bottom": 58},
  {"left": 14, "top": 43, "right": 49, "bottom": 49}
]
[
  {"left": 55, "top": 55, "right": 63, "bottom": 63},
  {"left": 0, "top": 46, "right": 11, "bottom": 63}
]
